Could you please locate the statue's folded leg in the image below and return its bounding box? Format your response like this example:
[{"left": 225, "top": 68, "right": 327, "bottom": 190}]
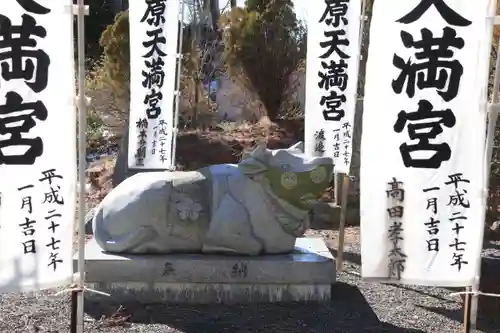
[
  {"left": 202, "top": 195, "right": 263, "bottom": 255},
  {"left": 98, "top": 225, "right": 159, "bottom": 253},
  {"left": 202, "top": 235, "right": 262, "bottom": 255}
]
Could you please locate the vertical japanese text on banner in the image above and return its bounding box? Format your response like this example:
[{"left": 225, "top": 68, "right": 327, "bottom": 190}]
[
  {"left": 0, "top": 0, "right": 76, "bottom": 292},
  {"left": 128, "top": 0, "right": 180, "bottom": 169},
  {"left": 304, "top": 0, "right": 361, "bottom": 174},
  {"left": 360, "top": 0, "right": 491, "bottom": 286}
]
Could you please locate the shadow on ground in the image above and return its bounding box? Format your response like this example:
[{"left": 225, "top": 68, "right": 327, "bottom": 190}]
[
  {"left": 330, "top": 249, "right": 500, "bottom": 331},
  {"left": 416, "top": 304, "right": 500, "bottom": 333},
  {"left": 85, "top": 283, "right": 425, "bottom": 332},
  {"left": 330, "top": 249, "right": 454, "bottom": 304}
]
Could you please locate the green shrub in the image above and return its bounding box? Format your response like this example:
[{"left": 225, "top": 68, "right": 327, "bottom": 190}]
[
  {"left": 221, "top": 1, "right": 306, "bottom": 121},
  {"left": 99, "top": 11, "right": 130, "bottom": 113}
]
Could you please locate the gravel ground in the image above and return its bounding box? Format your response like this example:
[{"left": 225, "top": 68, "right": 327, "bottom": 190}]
[{"left": 1, "top": 227, "right": 499, "bottom": 333}]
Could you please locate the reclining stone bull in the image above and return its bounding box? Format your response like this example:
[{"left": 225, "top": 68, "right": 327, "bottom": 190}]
[{"left": 93, "top": 142, "right": 334, "bottom": 255}]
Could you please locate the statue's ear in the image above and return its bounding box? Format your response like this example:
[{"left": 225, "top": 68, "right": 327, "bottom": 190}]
[
  {"left": 289, "top": 141, "right": 304, "bottom": 151},
  {"left": 240, "top": 144, "right": 266, "bottom": 162},
  {"left": 238, "top": 145, "right": 268, "bottom": 175},
  {"left": 238, "top": 157, "right": 268, "bottom": 175},
  {"left": 240, "top": 150, "right": 252, "bottom": 161}
]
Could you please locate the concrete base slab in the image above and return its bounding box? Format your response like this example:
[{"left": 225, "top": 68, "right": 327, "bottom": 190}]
[
  {"left": 86, "top": 282, "right": 332, "bottom": 303},
  {"left": 76, "top": 237, "right": 336, "bottom": 303}
]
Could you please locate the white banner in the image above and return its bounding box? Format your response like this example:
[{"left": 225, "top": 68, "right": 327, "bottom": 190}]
[
  {"left": 361, "top": 0, "right": 493, "bottom": 286},
  {"left": 128, "top": 0, "right": 180, "bottom": 169},
  {"left": 304, "top": 0, "right": 362, "bottom": 174},
  {"left": 0, "top": 0, "right": 76, "bottom": 292}
]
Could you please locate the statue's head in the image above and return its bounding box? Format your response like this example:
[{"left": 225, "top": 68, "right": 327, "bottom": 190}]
[{"left": 238, "top": 142, "right": 334, "bottom": 211}]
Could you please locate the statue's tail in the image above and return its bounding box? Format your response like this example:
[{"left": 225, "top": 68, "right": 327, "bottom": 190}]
[{"left": 92, "top": 205, "right": 158, "bottom": 253}]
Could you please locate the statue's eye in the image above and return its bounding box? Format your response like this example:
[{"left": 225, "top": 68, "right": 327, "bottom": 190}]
[{"left": 280, "top": 164, "right": 290, "bottom": 170}]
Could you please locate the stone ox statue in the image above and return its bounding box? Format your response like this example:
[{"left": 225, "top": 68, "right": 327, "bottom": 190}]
[{"left": 93, "top": 142, "right": 334, "bottom": 255}]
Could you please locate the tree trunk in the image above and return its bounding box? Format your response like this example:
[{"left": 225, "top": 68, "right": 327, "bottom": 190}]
[
  {"left": 351, "top": 0, "right": 374, "bottom": 180},
  {"left": 209, "top": 0, "right": 220, "bottom": 32}
]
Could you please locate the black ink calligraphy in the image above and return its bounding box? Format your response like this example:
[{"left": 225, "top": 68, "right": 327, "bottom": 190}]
[
  {"left": 157, "top": 119, "right": 169, "bottom": 163},
  {"left": 231, "top": 262, "right": 248, "bottom": 278},
  {"left": 423, "top": 186, "right": 440, "bottom": 253},
  {"left": 135, "top": 118, "right": 148, "bottom": 166},
  {"left": 18, "top": 184, "right": 37, "bottom": 254},
  {"left": 392, "top": 28, "right": 464, "bottom": 102},
  {"left": 397, "top": 0, "right": 472, "bottom": 27},
  {"left": 342, "top": 122, "right": 351, "bottom": 165},
  {"left": 39, "top": 169, "right": 65, "bottom": 271},
  {"left": 393, "top": 99, "right": 456, "bottom": 169},
  {"left": 15, "top": 0, "right": 51, "bottom": 15},
  {"left": 0, "top": 14, "right": 50, "bottom": 92},
  {"left": 320, "top": 0, "right": 348, "bottom": 27},
  {"left": 0, "top": 92, "right": 47, "bottom": 165},
  {"left": 314, "top": 129, "right": 326, "bottom": 154},
  {"left": 0, "top": 3, "right": 51, "bottom": 165},
  {"left": 161, "top": 261, "right": 175, "bottom": 276},
  {"left": 387, "top": 178, "right": 406, "bottom": 280},
  {"left": 318, "top": 0, "right": 351, "bottom": 125},
  {"left": 141, "top": 0, "right": 166, "bottom": 26},
  {"left": 392, "top": 1, "right": 471, "bottom": 170},
  {"left": 318, "top": 60, "right": 348, "bottom": 91},
  {"left": 445, "top": 173, "right": 470, "bottom": 272}
]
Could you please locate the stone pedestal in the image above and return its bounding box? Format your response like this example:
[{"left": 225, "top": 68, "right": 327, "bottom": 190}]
[{"left": 75, "top": 237, "right": 336, "bottom": 303}]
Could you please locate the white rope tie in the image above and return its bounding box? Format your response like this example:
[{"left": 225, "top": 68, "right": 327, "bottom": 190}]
[
  {"left": 449, "top": 290, "right": 500, "bottom": 298},
  {"left": 51, "top": 273, "right": 110, "bottom": 297},
  {"left": 53, "top": 285, "right": 110, "bottom": 297}
]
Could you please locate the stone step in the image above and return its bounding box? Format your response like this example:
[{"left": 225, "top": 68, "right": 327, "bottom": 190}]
[{"left": 75, "top": 237, "right": 336, "bottom": 303}]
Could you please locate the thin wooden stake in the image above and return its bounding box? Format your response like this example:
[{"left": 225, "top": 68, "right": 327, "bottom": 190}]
[
  {"left": 336, "top": 174, "right": 350, "bottom": 272},
  {"left": 463, "top": 287, "right": 472, "bottom": 333},
  {"left": 333, "top": 172, "right": 339, "bottom": 205},
  {"left": 73, "top": 2, "right": 89, "bottom": 333}
]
